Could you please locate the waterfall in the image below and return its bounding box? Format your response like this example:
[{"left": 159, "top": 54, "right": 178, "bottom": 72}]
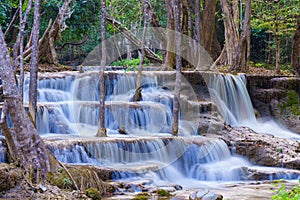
[
  {"left": 23, "top": 71, "right": 200, "bottom": 136},
  {"left": 51, "top": 137, "right": 250, "bottom": 182},
  {"left": 205, "top": 73, "right": 299, "bottom": 139}
]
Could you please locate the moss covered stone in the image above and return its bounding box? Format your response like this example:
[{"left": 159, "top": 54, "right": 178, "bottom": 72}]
[{"left": 85, "top": 187, "right": 101, "bottom": 200}]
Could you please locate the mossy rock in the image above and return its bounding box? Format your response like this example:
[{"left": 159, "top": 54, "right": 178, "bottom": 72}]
[
  {"left": 281, "top": 90, "right": 300, "bottom": 116},
  {"left": 46, "top": 165, "right": 116, "bottom": 196},
  {"left": 85, "top": 187, "right": 101, "bottom": 200},
  {"left": 156, "top": 189, "right": 172, "bottom": 197},
  {"left": 131, "top": 196, "right": 148, "bottom": 200}
]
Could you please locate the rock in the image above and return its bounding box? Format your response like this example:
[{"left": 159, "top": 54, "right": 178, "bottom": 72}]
[
  {"left": 246, "top": 75, "right": 300, "bottom": 134},
  {"left": 222, "top": 127, "right": 300, "bottom": 169},
  {"left": 189, "top": 189, "right": 223, "bottom": 200},
  {"left": 0, "top": 163, "right": 23, "bottom": 191}
]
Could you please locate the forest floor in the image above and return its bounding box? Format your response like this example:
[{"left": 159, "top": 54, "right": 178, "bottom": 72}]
[{"left": 22, "top": 63, "right": 295, "bottom": 76}]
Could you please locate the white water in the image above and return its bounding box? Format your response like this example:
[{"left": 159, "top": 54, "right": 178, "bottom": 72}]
[
  {"left": 205, "top": 73, "right": 300, "bottom": 139},
  {"left": 23, "top": 71, "right": 199, "bottom": 136},
  {"left": 17, "top": 71, "right": 299, "bottom": 188}
]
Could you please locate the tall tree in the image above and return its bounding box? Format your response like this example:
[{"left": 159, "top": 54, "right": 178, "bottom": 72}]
[
  {"left": 0, "top": 28, "right": 50, "bottom": 183},
  {"left": 28, "top": 0, "right": 41, "bottom": 125},
  {"left": 171, "top": 0, "right": 181, "bottom": 136},
  {"left": 230, "top": 0, "right": 251, "bottom": 72},
  {"left": 96, "top": 0, "right": 107, "bottom": 137},
  {"left": 133, "top": 0, "right": 150, "bottom": 102},
  {"left": 163, "top": 0, "right": 176, "bottom": 69},
  {"left": 217, "top": 0, "right": 240, "bottom": 66},
  {"left": 292, "top": 19, "right": 300, "bottom": 76}
]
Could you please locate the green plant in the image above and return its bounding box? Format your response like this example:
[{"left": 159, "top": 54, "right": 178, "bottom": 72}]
[
  {"left": 62, "top": 177, "right": 72, "bottom": 188},
  {"left": 85, "top": 188, "right": 102, "bottom": 200},
  {"left": 272, "top": 179, "right": 300, "bottom": 200}
]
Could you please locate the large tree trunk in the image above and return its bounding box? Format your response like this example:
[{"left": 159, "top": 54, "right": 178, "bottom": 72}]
[
  {"left": 96, "top": 0, "right": 107, "bottom": 137},
  {"left": 200, "top": 0, "right": 221, "bottom": 60},
  {"left": 23, "top": 0, "right": 72, "bottom": 65},
  {"left": 292, "top": 20, "right": 300, "bottom": 76},
  {"left": 28, "top": 0, "right": 41, "bottom": 125},
  {"left": 171, "top": 0, "right": 181, "bottom": 136},
  {"left": 217, "top": 0, "right": 240, "bottom": 66},
  {"left": 164, "top": 0, "right": 176, "bottom": 69},
  {"left": 134, "top": 0, "right": 150, "bottom": 102},
  {"left": 0, "top": 28, "right": 50, "bottom": 182},
  {"left": 230, "top": 0, "right": 251, "bottom": 72}
]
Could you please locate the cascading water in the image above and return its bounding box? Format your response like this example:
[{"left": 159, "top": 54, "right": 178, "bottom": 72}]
[
  {"left": 16, "top": 71, "right": 299, "bottom": 188},
  {"left": 23, "top": 71, "right": 200, "bottom": 136},
  {"left": 205, "top": 73, "right": 300, "bottom": 139}
]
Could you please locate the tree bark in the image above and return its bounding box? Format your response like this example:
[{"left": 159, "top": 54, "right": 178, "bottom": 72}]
[
  {"left": 96, "top": 0, "right": 107, "bottom": 137},
  {"left": 0, "top": 28, "right": 50, "bottom": 182},
  {"left": 105, "top": 15, "right": 162, "bottom": 64},
  {"left": 171, "top": 0, "right": 181, "bottom": 136},
  {"left": 292, "top": 20, "right": 300, "bottom": 76},
  {"left": 164, "top": 0, "right": 176, "bottom": 69},
  {"left": 134, "top": 0, "right": 150, "bottom": 102},
  {"left": 12, "top": 0, "right": 32, "bottom": 72},
  {"left": 275, "top": 35, "right": 280, "bottom": 73},
  {"left": 194, "top": 0, "right": 200, "bottom": 43},
  {"left": 29, "top": 0, "right": 41, "bottom": 125},
  {"left": 23, "top": 0, "right": 72, "bottom": 65},
  {"left": 230, "top": 0, "right": 251, "bottom": 72},
  {"left": 217, "top": 0, "right": 240, "bottom": 66}
]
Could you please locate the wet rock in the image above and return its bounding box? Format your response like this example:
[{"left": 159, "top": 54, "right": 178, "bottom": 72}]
[
  {"left": 0, "top": 164, "right": 23, "bottom": 191},
  {"left": 189, "top": 189, "right": 223, "bottom": 200},
  {"left": 222, "top": 127, "right": 300, "bottom": 169},
  {"left": 247, "top": 75, "right": 300, "bottom": 133}
]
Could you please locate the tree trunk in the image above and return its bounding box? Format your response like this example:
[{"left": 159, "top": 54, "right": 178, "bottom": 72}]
[
  {"left": 0, "top": 28, "right": 50, "bottom": 182},
  {"left": 134, "top": 0, "right": 150, "bottom": 102},
  {"left": 200, "top": 0, "right": 220, "bottom": 60},
  {"left": 96, "top": 0, "right": 107, "bottom": 137},
  {"left": 194, "top": 0, "right": 200, "bottom": 43},
  {"left": 164, "top": 0, "right": 176, "bottom": 69},
  {"left": 28, "top": 0, "right": 41, "bottom": 125},
  {"left": 291, "top": 20, "right": 300, "bottom": 76},
  {"left": 217, "top": 0, "right": 240, "bottom": 66},
  {"left": 105, "top": 15, "right": 162, "bottom": 64},
  {"left": 23, "top": 0, "right": 72, "bottom": 65},
  {"left": 230, "top": 0, "right": 251, "bottom": 72},
  {"left": 171, "top": 0, "right": 181, "bottom": 136},
  {"left": 275, "top": 35, "right": 280, "bottom": 73},
  {"left": 148, "top": 2, "right": 167, "bottom": 63}
]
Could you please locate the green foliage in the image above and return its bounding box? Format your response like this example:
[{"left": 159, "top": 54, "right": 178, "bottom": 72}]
[
  {"left": 85, "top": 188, "right": 102, "bottom": 200},
  {"left": 0, "top": 0, "right": 17, "bottom": 28},
  {"left": 272, "top": 180, "right": 300, "bottom": 200},
  {"left": 111, "top": 57, "right": 150, "bottom": 68},
  {"left": 281, "top": 90, "right": 300, "bottom": 116}
]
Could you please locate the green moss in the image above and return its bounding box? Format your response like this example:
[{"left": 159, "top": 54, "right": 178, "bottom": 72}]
[
  {"left": 85, "top": 188, "right": 102, "bottom": 200},
  {"left": 281, "top": 90, "right": 300, "bottom": 116},
  {"left": 46, "top": 170, "right": 75, "bottom": 190},
  {"left": 156, "top": 189, "right": 172, "bottom": 197},
  {"left": 131, "top": 196, "right": 148, "bottom": 200}
]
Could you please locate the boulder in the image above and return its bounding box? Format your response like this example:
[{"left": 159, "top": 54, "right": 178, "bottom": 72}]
[
  {"left": 189, "top": 189, "right": 223, "bottom": 200},
  {"left": 222, "top": 127, "right": 300, "bottom": 169}
]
